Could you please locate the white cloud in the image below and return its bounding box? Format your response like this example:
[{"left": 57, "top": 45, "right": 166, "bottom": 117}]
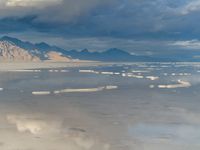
[
  {"left": 0, "top": 0, "right": 113, "bottom": 23},
  {"left": 179, "top": 0, "right": 200, "bottom": 15},
  {"left": 6, "top": 0, "right": 62, "bottom": 7},
  {"left": 170, "top": 40, "right": 200, "bottom": 49},
  {"left": 6, "top": 114, "right": 61, "bottom": 135},
  {"left": 5, "top": 114, "right": 110, "bottom": 150}
]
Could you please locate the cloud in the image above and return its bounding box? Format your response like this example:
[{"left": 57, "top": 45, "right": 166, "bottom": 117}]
[
  {"left": 179, "top": 0, "right": 200, "bottom": 15},
  {"left": 0, "top": 142, "right": 4, "bottom": 147},
  {"left": 0, "top": 0, "right": 177, "bottom": 34},
  {"left": 0, "top": 0, "right": 113, "bottom": 23},
  {"left": 130, "top": 123, "right": 200, "bottom": 148},
  {"left": 129, "top": 107, "right": 200, "bottom": 149},
  {"left": 1, "top": 0, "right": 200, "bottom": 53},
  {"left": 170, "top": 40, "right": 200, "bottom": 49},
  {"left": 6, "top": 0, "right": 62, "bottom": 7},
  {"left": 6, "top": 114, "right": 61, "bottom": 135},
  {"left": 5, "top": 114, "right": 110, "bottom": 150}
]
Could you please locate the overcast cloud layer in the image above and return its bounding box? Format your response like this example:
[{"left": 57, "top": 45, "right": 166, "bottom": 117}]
[{"left": 0, "top": 0, "right": 200, "bottom": 53}]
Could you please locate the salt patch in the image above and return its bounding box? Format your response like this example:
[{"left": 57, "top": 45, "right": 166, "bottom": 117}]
[
  {"left": 8, "top": 69, "right": 41, "bottom": 72},
  {"left": 171, "top": 73, "right": 176, "bottom": 76},
  {"left": 60, "top": 70, "right": 69, "bottom": 72},
  {"left": 101, "top": 72, "right": 114, "bottom": 75},
  {"left": 48, "top": 70, "right": 59, "bottom": 72},
  {"left": 105, "top": 86, "right": 118, "bottom": 90},
  {"left": 132, "top": 70, "right": 149, "bottom": 73},
  {"left": 149, "top": 85, "right": 155, "bottom": 88},
  {"left": 54, "top": 85, "right": 118, "bottom": 94},
  {"left": 79, "top": 70, "right": 99, "bottom": 74},
  {"left": 121, "top": 73, "right": 144, "bottom": 78},
  {"left": 32, "top": 91, "right": 51, "bottom": 95},
  {"left": 122, "top": 73, "right": 126, "bottom": 77},
  {"left": 163, "top": 73, "right": 168, "bottom": 76},
  {"left": 146, "top": 76, "right": 159, "bottom": 81},
  {"left": 114, "top": 72, "right": 120, "bottom": 75},
  {"left": 79, "top": 70, "right": 94, "bottom": 73},
  {"left": 158, "top": 80, "right": 191, "bottom": 89},
  {"left": 54, "top": 87, "right": 105, "bottom": 94}
]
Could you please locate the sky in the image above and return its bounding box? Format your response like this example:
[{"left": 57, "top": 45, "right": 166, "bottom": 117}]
[{"left": 0, "top": 0, "right": 200, "bottom": 55}]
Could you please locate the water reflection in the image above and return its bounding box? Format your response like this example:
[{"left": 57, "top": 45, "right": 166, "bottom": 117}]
[{"left": 0, "top": 62, "right": 200, "bottom": 149}]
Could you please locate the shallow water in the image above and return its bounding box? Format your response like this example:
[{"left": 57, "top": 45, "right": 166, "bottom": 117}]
[{"left": 0, "top": 62, "right": 200, "bottom": 150}]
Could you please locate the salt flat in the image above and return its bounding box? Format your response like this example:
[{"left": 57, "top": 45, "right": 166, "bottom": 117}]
[
  {"left": 0, "top": 62, "right": 107, "bottom": 71},
  {"left": 0, "top": 62, "right": 200, "bottom": 150}
]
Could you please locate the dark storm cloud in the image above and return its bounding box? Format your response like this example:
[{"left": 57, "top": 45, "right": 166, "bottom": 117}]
[{"left": 1, "top": 0, "right": 200, "bottom": 52}]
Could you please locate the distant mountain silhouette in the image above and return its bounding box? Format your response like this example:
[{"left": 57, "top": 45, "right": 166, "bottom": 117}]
[
  {"left": 1, "top": 36, "right": 142, "bottom": 61},
  {"left": 1, "top": 36, "right": 200, "bottom": 62},
  {"left": 0, "top": 40, "right": 40, "bottom": 62},
  {"left": 0, "top": 36, "right": 71, "bottom": 62}
]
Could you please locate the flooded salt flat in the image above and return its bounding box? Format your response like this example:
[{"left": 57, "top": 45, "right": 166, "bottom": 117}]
[{"left": 0, "top": 62, "right": 200, "bottom": 150}]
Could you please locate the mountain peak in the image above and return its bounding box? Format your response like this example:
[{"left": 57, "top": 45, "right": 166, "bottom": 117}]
[
  {"left": 35, "top": 42, "right": 52, "bottom": 51},
  {"left": 1, "top": 36, "right": 20, "bottom": 43},
  {"left": 0, "top": 41, "right": 40, "bottom": 62},
  {"left": 35, "top": 42, "right": 50, "bottom": 47},
  {"left": 104, "top": 48, "right": 130, "bottom": 55},
  {"left": 81, "top": 49, "right": 90, "bottom": 53},
  {"left": 0, "top": 36, "right": 138, "bottom": 62},
  {"left": 1, "top": 36, "right": 14, "bottom": 40}
]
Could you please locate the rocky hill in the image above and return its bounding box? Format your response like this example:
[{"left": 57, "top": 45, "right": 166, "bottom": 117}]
[
  {"left": 0, "top": 41, "right": 40, "bottom": 62},
  {"left": 2, "top": 36, "right": 198, "bottom": 62},
  {"left": 0, "top": 39, "right": 72, "bottom": 62},
  {"left": 0, "top": 36, "right": 141, "bottom": 62}
]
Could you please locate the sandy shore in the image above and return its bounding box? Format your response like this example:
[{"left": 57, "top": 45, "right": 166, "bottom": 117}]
[
  {"left": 0, "top": 62, "right": 111, "bottom": 71},
  {"left": 1, "top": 62, "right": 200, "bottom": 71}
]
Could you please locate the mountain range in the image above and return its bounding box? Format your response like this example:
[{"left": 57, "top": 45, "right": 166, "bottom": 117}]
[
  {"left": 0, "top": 36, "right": 142, "bottom": 62},
  {"left": 0, "top": 36, "right": 200, "bottom": 62}
]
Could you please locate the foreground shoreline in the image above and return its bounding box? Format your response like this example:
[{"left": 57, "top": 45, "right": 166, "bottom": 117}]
[
  {"left": 0, "top": 62, "right": 107, "bottom": 71},
  {"left": 1, "top": 61, "right": 200, "bottom": 71}
]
